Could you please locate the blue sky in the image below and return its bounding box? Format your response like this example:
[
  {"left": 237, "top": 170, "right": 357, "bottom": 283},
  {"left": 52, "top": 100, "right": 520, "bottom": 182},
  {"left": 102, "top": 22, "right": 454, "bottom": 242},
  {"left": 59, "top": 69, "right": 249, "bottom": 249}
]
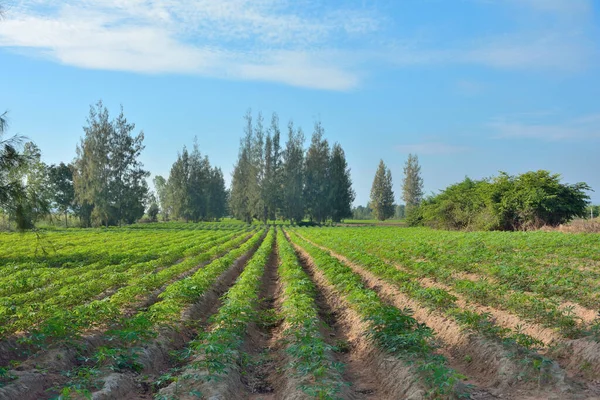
[{"left": 1, "top": 0, "right": 599, "bottom": 205}]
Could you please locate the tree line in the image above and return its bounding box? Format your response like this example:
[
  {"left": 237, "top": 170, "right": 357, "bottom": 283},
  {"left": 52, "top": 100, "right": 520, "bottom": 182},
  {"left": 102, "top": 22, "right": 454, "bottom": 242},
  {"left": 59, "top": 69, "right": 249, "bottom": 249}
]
[
  {"left": 229, "top": 111, "right": 355, "bottom": 224},
  {"left": 153, "top": 141, "right": 227, "bottom": 222},
  {"left": 0, "top": 100, "right": 593, "bottom": 231}
]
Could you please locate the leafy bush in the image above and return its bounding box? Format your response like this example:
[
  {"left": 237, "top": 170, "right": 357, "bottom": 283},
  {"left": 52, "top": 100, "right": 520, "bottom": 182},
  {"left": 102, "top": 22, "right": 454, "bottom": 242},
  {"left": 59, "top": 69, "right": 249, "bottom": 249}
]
[{"left": 409, "top": 171, "right": 590, "bottom": 231}]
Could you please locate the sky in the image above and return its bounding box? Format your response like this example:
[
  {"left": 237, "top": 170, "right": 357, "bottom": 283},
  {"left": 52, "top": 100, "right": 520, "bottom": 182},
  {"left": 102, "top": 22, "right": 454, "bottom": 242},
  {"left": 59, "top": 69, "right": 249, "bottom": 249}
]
[{"left": 1, "top": 0, "right": 599, "bottom": 206}]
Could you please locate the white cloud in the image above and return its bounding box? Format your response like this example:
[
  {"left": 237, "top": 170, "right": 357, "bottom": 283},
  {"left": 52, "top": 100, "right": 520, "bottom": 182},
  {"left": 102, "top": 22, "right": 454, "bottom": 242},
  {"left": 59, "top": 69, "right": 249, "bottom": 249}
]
[
  {"left": 490, "top": 113, "right": 600, "bottom": 141},
  {"left": 396, "top": 142, "right": 472, "bottom": 155},
  {"left": 0, "top": 0, "right": 378, "bottom": 90}
]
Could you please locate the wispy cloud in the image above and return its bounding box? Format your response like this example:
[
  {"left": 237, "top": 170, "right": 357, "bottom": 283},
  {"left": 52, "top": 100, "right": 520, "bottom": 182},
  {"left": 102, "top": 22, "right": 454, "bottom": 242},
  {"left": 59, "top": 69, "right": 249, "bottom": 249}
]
[
  {"left": 0, "top": 0, "right": 597, "bottom": 89},
  {"left": 0, "top": 0, "right": 379, "bottom": 90},
  {"left": 490, "top": 112, "right": 600, "bottom": 141},
  {"left": 396, "top": 142, "right": 472, "bottom": 155}
]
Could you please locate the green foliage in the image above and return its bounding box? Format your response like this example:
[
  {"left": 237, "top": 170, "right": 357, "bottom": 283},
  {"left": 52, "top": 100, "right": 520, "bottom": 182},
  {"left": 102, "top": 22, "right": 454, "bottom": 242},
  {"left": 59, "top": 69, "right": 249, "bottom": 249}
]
[
  {"left": 230, "top": 111, "right": 354, "bottom": 225},
  {"left": 402, "top": 153, "right": 424, "bottom": 210},
  {"left": 304, "top": 123, "right": 331, "bottom": 223},
  {"left": 410, "top": 171, "right": 590, "bottom": 231},
  {"left": 192, "top": 228, "right": 275, "bottom": 377},
  {"left": 370, "top": 160, "right": 395, "bottom": 221},
  {"left": 277, "top": 228, "right": 345, "bottom": 397},
  {"left": 73, "top": 101, "right": 149, "bottom": 227}
]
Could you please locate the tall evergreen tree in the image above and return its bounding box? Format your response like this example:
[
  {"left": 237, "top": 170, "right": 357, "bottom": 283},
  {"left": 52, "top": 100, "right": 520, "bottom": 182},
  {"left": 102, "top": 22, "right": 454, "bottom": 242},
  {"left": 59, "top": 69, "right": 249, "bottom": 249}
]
[
  {"left": 0, "top": 112, "right": 36, "bottom": 230},
  {"left": 48, "top": 162, "right": 75, "bottom": 227},
  {"left": 402, "top": 153, "right": 424, "bottom": 210},
  {"left": 304, "top": 122, "right": 330, "bottom": 223},
  {"left": 370, "top": 160, "right": 395, "bottom": 221},
  {"left": 230, "top": 111, "right": 260, "bottom": 223},
  {"left": 153, "top": 175, "right": 170, "bottom": 220},
  {"left": 167, "top": 147, "right": 191, "bottom": 221},
  {"left": 207, "top": 167, "right": 227, "bottom": 220},
  {"left": 328, "top": 143, "right": 355, "bottom": 222},
  {"left": 281, "top": 121, "right": 305, "bottom": 224},
  {"left": 110, "top": 107, "right": 149, "bottom": 225},
  {"left": 73, "top": 101, "right": 149, "bottom": 227}
]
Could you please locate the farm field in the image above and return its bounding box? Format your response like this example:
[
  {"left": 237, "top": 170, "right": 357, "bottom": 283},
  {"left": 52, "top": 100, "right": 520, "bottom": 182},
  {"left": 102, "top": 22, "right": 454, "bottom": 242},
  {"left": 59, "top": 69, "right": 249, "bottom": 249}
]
[{"left": 0, "top": 224, "right": 599, "bottom": 399}]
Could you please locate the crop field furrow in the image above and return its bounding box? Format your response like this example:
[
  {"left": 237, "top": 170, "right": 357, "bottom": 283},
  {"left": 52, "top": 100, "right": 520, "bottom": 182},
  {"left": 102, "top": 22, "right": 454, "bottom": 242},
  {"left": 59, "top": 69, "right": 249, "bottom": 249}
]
[
  {"left": 0, "top": 229, "right": 250, "bottom": 343},
  {"left": 286, "top": 229, "right": 460, "bottom": 399},
  {"left": 298, "top": 228, "right": 599, "bottom": 339},
  {"left": 290, "top": 229, "right": 600, "bottom": 399},
  {"left": 155, "top": 228, "right": 275, "bottom": 399},
  {"left": 1, "top": 223, "right": 599, "bottom": 400},
  {"left": 0, "top": 229, "right": 266, "bottom": 400}
]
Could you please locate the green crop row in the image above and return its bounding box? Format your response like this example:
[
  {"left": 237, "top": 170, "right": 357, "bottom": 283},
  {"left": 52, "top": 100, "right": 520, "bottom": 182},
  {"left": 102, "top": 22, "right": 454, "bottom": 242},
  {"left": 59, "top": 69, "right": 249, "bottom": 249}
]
[
  {"left": 299, "top": 227, "right": 587, "bottom": 338},
  {"left": 5, "top": 229, "right": 253, "bottom": 342},
  {"left": 286, "top": 230, "right": 461, "bottom": 398},
  {"left": 187, "top": 228, "right": 275, "bottom": 379},
  {"left": 276, "top": 228, "right": 345, "bottom": 399}
]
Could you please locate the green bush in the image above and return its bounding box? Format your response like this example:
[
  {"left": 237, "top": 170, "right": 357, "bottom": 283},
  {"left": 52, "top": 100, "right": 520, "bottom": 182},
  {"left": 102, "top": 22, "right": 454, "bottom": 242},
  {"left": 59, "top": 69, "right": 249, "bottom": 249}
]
[{"left": 409, "top": 171, "right": 590, "bottom": 231}]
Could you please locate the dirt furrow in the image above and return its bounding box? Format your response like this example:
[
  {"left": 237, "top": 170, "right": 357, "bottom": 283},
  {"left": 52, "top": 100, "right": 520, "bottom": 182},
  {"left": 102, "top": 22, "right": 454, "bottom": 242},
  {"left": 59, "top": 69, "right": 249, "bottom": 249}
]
[
  {"left": 0, "top": 234, "right": 262, "bottom": 400},
  {"left": 294, "top": 233, "right": 589, "bottom": 399},
  {"left": 289, "top": 237, "right": 428, "bottom": 400}
]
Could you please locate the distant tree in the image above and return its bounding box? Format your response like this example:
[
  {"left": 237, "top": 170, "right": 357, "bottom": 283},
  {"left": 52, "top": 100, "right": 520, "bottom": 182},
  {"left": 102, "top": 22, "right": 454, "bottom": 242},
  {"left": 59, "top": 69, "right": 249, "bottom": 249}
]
[
  {"left": 153, "top": 175, "right": 170, "bottom": 221},
  {"left": 261, "top": 113, "right": 283, "bottom": 221},
  {"left": 0, "top": 112, "right": 33, "bottom": 229},
  {"left": 402, "top": 153, "right": 424, "bottom": 211},
  {"left": 304, "top": 122, "right": 330, "bottom": 223},
  {"left": 281, "top": 121, "right": 305, "bottom": 224},
  {"left": 5, "top": 142, "right": 52, "bottom": 228},
  {"left": 370, "top": 160, "right": 395, "bottom": 221},
  {"left": 110, "top": 108, "right": 149, "bottom": 225},
  {"left": 207, "top": 167, "right": 227, "bottom": 220},
  {"left": 328, "top": 143, "right": 355, "bottom": 222},
  {"left": 48, "top": 162, "right": 75, "bottom": 227},
  {"left": 73, "top": 101, "right": 149, "bottom": 227},
  {"left": 147, "top": 194, "right": 159, "bottom": 222},
  {"left": 352, "top": 205, "right": 372, "bottom": 220},
  {"left": 230, "top": 111, "right": 260, "bottom": 223},
  {"left": 395, "top": 204, "right": 406, "bottom": 219}
]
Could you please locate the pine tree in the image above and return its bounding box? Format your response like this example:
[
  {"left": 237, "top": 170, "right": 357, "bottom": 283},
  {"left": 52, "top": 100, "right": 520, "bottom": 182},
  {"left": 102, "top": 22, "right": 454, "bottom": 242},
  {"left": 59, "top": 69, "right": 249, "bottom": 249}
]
[
  {"left": 153, "top": 175, "right": 170, "bottom": 220},
  {"left": 329, "top": 143, "right": 355, "bottom": 222},
  {"left": 48, "top": 162, "right": 75, "bottom": 227},
  {"left": 370, "top": 160, "right": 395, "bottom": 221},
  {"left": 304, "top": 122, "right": 330, "bottom": 223},
  {"left": 230, "top": 111, "right": 260, "bottom": 223},
  {"left": 73, "top": 101, "right": 148, "bottom": 227},
  {"left": 281, "top": 121, "right": 305, "bottom": 224},
  {"left": 402, "top": 153, "right": 424, "bottom": 210}
]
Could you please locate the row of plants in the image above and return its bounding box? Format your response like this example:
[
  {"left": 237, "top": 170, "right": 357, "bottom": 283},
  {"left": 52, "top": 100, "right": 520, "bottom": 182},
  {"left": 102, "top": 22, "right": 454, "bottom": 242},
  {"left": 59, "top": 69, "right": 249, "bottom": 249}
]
[
  {"left": 286, "top": 230, "right": 462, "bottom": 399},
  {"left": 0, "top": 229, "right": 217, "bottom": 297},
  {"left": 299, "top": 227, "right": 589, "bottom": 338},
  {"left": 276, "top": 228, "right": 345, "bottom": 398},
  {"left": 185, "top": 228, "right": 276, "bottom": 381},
  {"left": 1, "top": 229, "right": 252, "bottom": 340},
  {"left": 0, "top": 222, "right": 243, "bottom": 265},
  {"left": 42, "top": 229, "right": 268, "bottom": 398}
]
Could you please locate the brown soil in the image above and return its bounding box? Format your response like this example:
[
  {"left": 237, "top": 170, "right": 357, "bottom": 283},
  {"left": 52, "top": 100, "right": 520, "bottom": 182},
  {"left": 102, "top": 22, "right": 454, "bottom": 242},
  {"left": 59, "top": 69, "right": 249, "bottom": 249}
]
[
  {"left": 289, "top": 235, "right": 428, "bottom": 400},
  {"left": 293, "top": 232, "right": 594, "bottom": 399},
  {"left": 0, "top": 233, "right": 262, "bottom": 400},
  {"left": 156, "top": 236, "right": 282, "bottom": 400}
]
